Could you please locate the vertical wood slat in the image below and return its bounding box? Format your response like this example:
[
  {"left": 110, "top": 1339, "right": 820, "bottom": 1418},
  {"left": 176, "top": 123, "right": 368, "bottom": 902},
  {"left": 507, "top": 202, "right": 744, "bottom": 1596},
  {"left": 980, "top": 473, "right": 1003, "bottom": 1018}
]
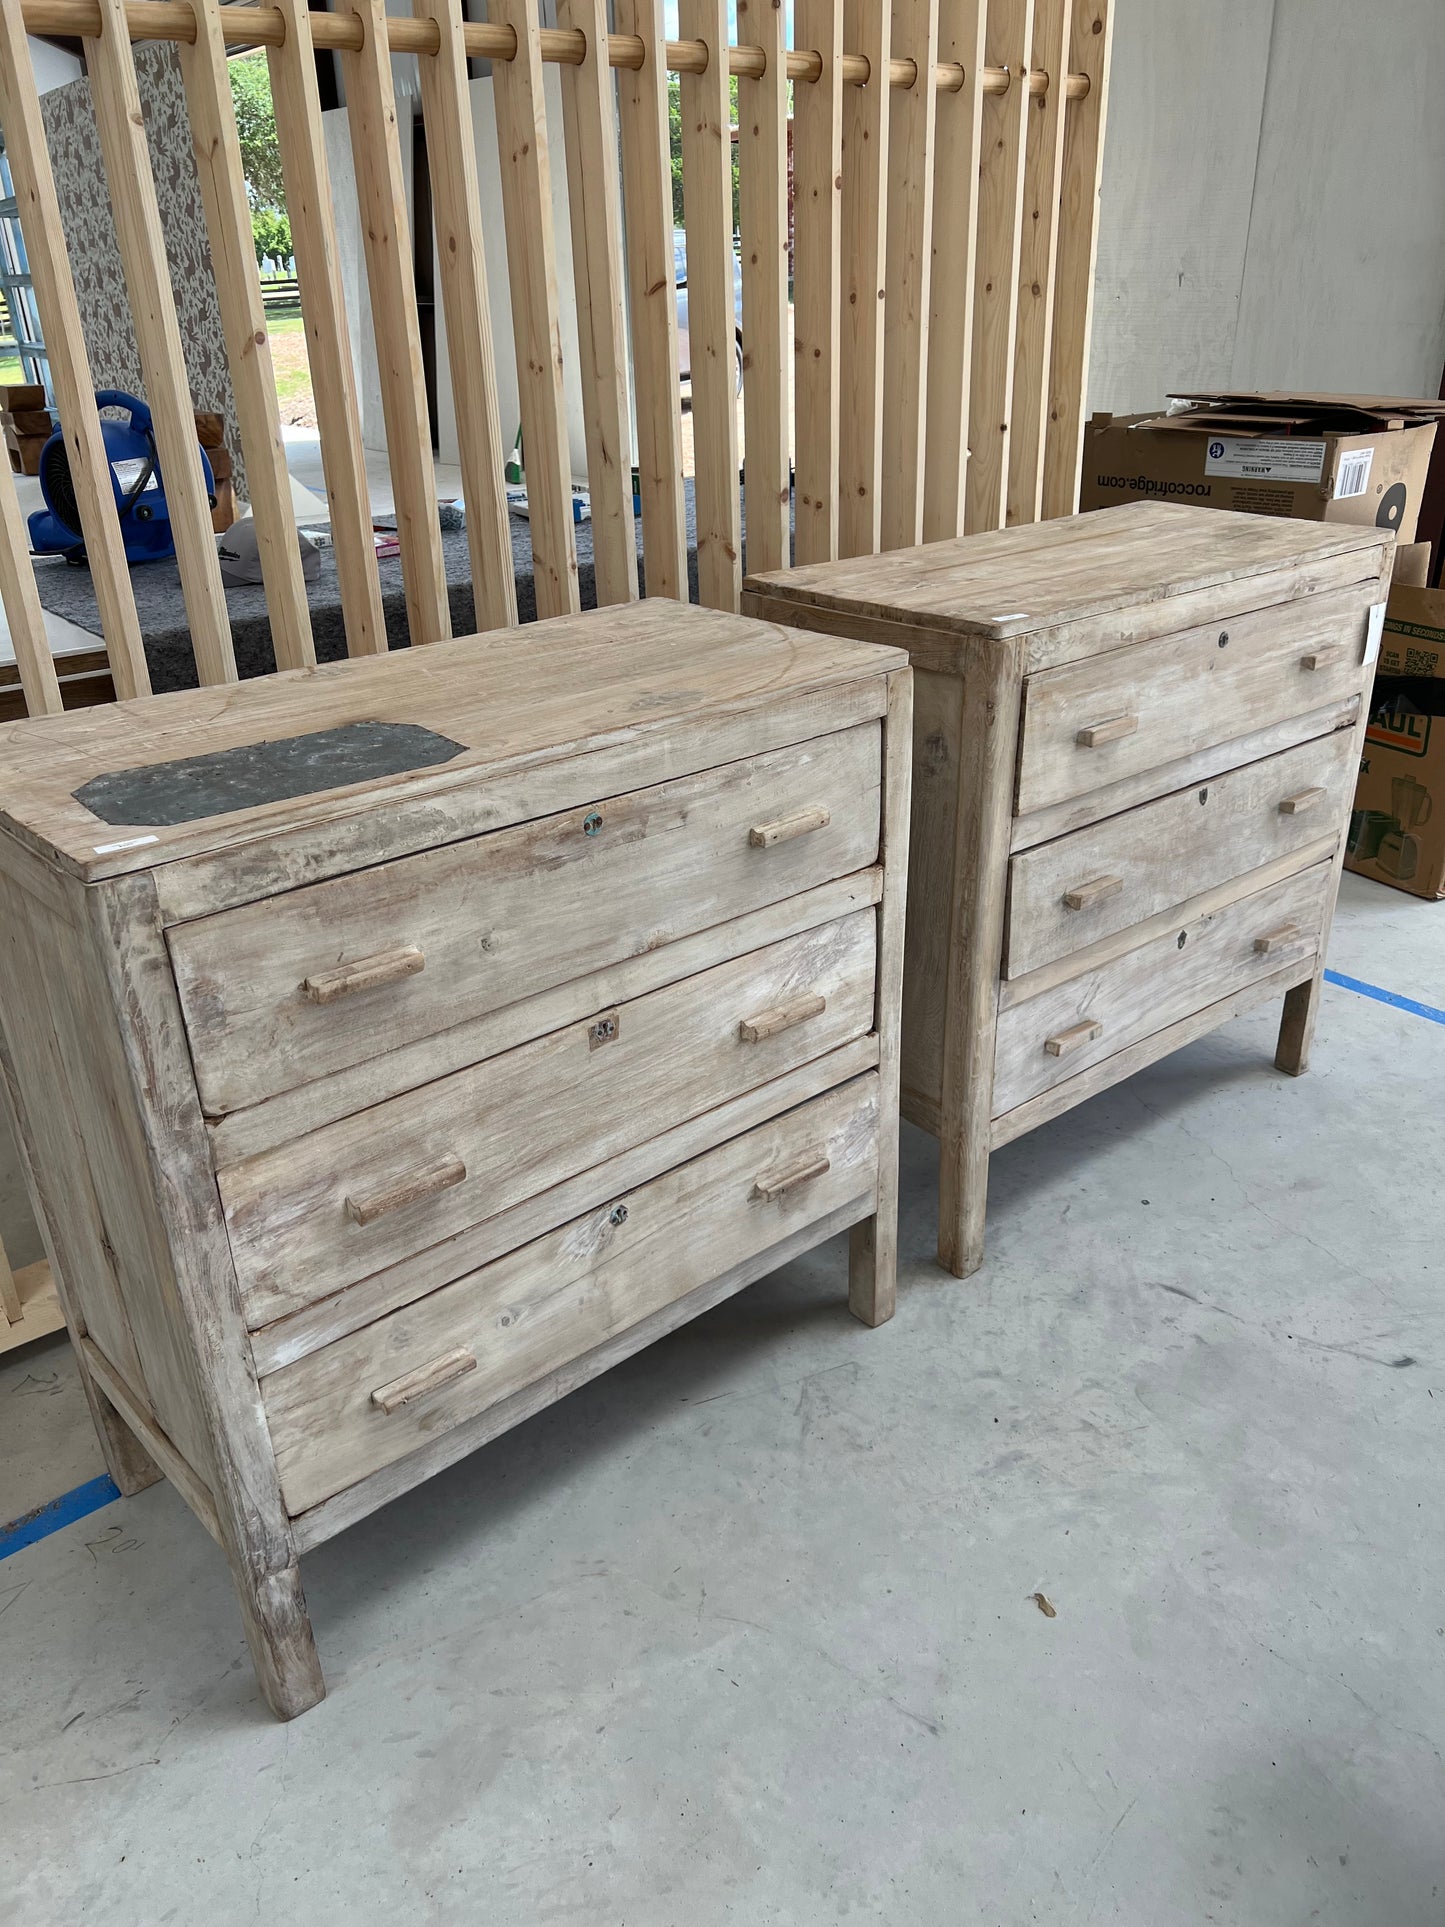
[
  {"left": 880, "top": 0, "right": 940, "bottom": 551},
  {"left": 556, "top": 0, "right": 638, "bottom": 605},
  {"left": 489, "top": 0, "right": 580, "bottom": 619},
  {"left": 0, "top": 448, "right": 62, "bottom": 716},
  {"left": 736, "top": 0, "right": 790, "bottom": 577},
  {"left": 342, "top": 0, "right": 450, "bottom": 645},
  {"left": 0, "top": 0, "right": 148, "bottom": 701},
  {"left": 1005, "top": 0, "right": 1071, "bottom": 526},
  {"left": 678, "top": 0, "right": 741, "bottom": 610},
  {"left": 268, "top": 0, "right": 386, "bottom": 657},
  {"left": 86, "top": 0, "right": 238, "bottom": 684},
  {"left": 615, "top": 0, "right": 688, "bottom": 601},
  {"left": 964, "top": 0, "right": 1034, "bottom": 534},
  {"left": 921, "top": 0, "right": 985, "bottom": 541},
  {"left": 0, "top": 1229, "right": 21, "bottom": 1325},
  {"left": 1041, "top": 0, "right": 1114, "bottom": 521},
  {"left": 177, "top": 0, "right": 314, "bottom": 673},
  {"left": 414, "top": 0, "right": 518, "bottom": 631},
  {"left": 837, "top": 0, "right": 890, "bottom": 560},
  {"left": 791, "top": 0, "right": 843, "bottom": 565}
]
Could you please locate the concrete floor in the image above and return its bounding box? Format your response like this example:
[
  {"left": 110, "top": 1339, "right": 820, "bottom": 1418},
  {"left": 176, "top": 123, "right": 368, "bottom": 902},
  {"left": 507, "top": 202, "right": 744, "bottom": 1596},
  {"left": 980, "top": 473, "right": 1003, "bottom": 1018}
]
[{"left": 1, "top": 874, "right": 1441, "bottom": 1924}]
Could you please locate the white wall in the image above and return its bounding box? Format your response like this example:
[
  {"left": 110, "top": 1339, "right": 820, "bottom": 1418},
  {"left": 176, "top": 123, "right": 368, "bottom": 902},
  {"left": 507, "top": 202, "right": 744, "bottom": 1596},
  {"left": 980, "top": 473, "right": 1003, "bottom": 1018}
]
[{"left": 1089, "top": 0, "right": 1445, "bottom": 414}]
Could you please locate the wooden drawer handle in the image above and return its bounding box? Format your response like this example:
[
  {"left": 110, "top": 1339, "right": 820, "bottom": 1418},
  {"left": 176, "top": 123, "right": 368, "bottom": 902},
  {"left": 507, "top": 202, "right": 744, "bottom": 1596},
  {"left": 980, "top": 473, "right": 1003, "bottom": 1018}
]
[
  {"left": 752, "top": 1152, "right": 830, "bottom": 1202},
  {"left": 749, "top": 806, "right": 831, "bottom": 848},
  {"left": 1279, "top": 787, "right": 1326, "bottom": 816},
  {"left": 1063, "top": 874, "right": 1124, "bottom": 912},
  {"left": 1044, "top": 1018, "right": 1104, "bottom": 1058},
  {"left": 345, "top": 1153, "right": 466, "bottom": 1227},
  {"left": 1076, "top": 714, "right": 1138, "bottom": 749},
  {"left": 371, "top": 1347, "right": 477, "bottom": 1415},
  {"left": 301, "top": 945, "right": 425, "bottom": 1005},
  {"left": 1300, "top": 648, "right": 1341, "bottom": 672},
  {"left": 739, "top": 993, "right": 827, "bottom": 1042},
  {"left": 1254, "top": 922, "right": 1301, "bottom": 955}
]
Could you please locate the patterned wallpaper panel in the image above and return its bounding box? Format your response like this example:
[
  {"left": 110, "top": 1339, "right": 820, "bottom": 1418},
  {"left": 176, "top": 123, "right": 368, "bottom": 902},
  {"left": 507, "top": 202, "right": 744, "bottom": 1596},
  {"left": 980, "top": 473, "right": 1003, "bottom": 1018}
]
[{"left": 39, "top": 44, "right": 248, "bottom": 501}]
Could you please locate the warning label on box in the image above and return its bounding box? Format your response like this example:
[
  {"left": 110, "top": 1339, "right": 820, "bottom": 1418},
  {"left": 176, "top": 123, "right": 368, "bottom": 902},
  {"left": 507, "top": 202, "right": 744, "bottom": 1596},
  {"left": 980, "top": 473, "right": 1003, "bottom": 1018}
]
[{"left": 1202, "top": 436, "right": 1327, "bottom": 482}]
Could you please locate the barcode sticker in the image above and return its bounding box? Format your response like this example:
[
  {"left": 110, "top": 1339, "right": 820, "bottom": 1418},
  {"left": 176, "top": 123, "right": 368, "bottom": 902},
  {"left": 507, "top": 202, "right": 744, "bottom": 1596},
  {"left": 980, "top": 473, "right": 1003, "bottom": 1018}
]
[{"left": 1334, "top": 447, "right": 1374, "bottom": 500}]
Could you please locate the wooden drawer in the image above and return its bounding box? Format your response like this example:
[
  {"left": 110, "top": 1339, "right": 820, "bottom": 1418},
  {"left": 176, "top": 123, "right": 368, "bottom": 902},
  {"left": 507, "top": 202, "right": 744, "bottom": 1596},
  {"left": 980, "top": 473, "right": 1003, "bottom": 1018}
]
[
  {"left": 991, "top": 860, "right": 1334, "bottom": 1117},
  {"left": 222, "top": 909, "right": 877, "bottom": 1325},
  {"left": 261, "top": 1074, "right": 881, "bottom": 1514},
  {"left": 170, "top": 724, "right": 881, "bottom": 1116},
  {"left": 1014, "top": 582, "right": 1372, "bottom": 815},
  {"left": 1003, "top": 727, "right": 1357, "bottom": 978}
]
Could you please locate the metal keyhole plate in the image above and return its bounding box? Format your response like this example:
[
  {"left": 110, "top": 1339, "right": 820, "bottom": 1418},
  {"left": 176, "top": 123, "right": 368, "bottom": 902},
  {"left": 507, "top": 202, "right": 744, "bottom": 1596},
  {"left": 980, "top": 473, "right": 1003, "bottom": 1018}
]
[
  {"left": 583, "top": 811, "right": 603, "bottom": 836},
  {"left": 609, "top": 1204, "right": 628, "bottom": 1226}
]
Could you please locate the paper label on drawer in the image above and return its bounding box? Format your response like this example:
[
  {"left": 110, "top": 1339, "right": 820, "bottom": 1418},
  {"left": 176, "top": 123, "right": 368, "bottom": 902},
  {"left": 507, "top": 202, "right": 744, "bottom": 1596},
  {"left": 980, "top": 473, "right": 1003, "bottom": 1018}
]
[
  {"left": 92, "top": 834, "right": 159, "bottom": 854},
  {"left": 1203, "top": 436, "right": 1326, "bottom": 483},
  {"left": 1364, "top": 602, "right": 1387, "bottom": 666}
]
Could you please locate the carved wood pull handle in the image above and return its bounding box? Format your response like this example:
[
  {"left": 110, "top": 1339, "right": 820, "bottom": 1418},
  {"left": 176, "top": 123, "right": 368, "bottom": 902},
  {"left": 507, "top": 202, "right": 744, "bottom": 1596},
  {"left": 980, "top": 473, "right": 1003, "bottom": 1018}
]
[
  {"left": 752, "top": 1153, "right": 831, "bottom": 1202},
  {"left": 1075, "top": 714, "right": 1138, "bottom": 749},
  {"left": 1300, "top": 648, "right": 1341, "bottom": 671},
  {"left": 1279, "top": 787, "right": 1326, "bottom": 815},
  {"left": 749, "top": 806, "right": 831, "bottom": 848},
  {"left": 345, "top": 1153, "right": 466, "bottom": 1227},
  {"left": 1063, "top": 874, "right": 1124, "bottom": 912},
  {"left": 739, "top": 993, "right": 827, "bottom": 1042},
  {"left": 1044, "top": 1018, "right": 1104, "bottom": 1058},
  {"left": 301, "top": 945, "right": 425, "bottom": 1005},
  {"left": 371, "top": 1347, "right": 477, "bottom": 1415},
  {"left": 1254, "top": 923, "right": 1301, "bottom": 955}
]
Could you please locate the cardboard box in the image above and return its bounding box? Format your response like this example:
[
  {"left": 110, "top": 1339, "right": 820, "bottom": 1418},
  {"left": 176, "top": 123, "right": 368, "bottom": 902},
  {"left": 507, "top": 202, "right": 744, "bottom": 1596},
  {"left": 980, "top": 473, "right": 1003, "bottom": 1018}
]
[
  {"left": 1344, "top": 581, "right": 1445, "bottom": 899},
  {"left": 1081, "top": 392, "right": 1445, "bottom": 542}
]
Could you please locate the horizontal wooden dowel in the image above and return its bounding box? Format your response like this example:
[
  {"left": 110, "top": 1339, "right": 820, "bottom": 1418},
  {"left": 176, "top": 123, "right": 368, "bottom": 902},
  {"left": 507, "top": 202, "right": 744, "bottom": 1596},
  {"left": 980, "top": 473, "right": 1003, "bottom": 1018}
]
[{"left": 17, "top": 1, "right": 1087, "bottom": 92}]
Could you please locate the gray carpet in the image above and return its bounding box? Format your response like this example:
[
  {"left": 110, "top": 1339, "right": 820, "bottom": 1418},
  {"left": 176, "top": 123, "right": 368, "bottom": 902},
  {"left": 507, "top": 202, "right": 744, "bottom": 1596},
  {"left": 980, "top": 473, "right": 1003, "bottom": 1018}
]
[{"left": 29, "top": 479, "right": 755, "bottom": 692}]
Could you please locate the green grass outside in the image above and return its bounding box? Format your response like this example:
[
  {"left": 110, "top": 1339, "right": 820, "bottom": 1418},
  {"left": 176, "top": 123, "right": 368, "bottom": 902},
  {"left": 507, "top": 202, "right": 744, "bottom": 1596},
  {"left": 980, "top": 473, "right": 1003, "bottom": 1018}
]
[{"left": 0, "top": 306, "right": 312, "bottom": 411}]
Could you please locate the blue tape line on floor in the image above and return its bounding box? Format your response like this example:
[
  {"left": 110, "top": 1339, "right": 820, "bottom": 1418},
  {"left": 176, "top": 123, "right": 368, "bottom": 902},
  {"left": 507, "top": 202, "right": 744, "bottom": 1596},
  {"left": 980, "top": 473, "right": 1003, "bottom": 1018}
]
[
  {"left": 0, "top": 1473, "right": 120, "bottom": 1563},
  {"left": 1324, "top": 969, "right": 1445, "bottom": 1028}
]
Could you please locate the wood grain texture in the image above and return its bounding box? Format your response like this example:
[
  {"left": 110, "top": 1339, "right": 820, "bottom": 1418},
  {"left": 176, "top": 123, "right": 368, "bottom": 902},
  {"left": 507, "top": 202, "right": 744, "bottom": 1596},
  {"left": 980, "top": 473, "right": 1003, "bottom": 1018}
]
[
  {"left": 0, "top": 0, "right": 148, "bottom": 699},
  {"left": 490, "top": 0, "right": 581, "bottom": 618},
  {"left": 735, "top": 0, "right": 790, "bottom": 576},
  {"left": 556, "top": 0, "right": 638, "bottom": 605},
  {"left": 921, "top": 0, "right": 985, "bottom": 540},
  {"left": 342, "top": 0, "right": 450, "bottom": 646},
  {"left": 268, "top": 0, "right": 387, "bottom": 656},
  {"left": 1005, "top": 0, "right": 1070, "bottom": 526},
  {"left": 0, "top": 437, "right": 62, "bottom": 715},
  {"left": 879, "top": 0, "right": 938, "bottom": 550},
  {"left": 678, "top": 0, "right": 742, "bottom": 610},
  {"left": 837, "top": 0, "right": 890, "bottom": 558},
  {"left": 84, "top": 0, "right": 237, "bottom": 683},
  {"left": 791, "top": 0, "right": 844, "bottom": 564},
  {"left": 615, "top": 0, "right": 688, "bottom": 599},
  {"left": 963, "top": 0, "right": 1033, "bottom": 533},
  {"left": 177, "top": 0, "right": 314, "bottom": 672},
  {"left": 414, "top": 0, "right": 519, "bottom": 632}
]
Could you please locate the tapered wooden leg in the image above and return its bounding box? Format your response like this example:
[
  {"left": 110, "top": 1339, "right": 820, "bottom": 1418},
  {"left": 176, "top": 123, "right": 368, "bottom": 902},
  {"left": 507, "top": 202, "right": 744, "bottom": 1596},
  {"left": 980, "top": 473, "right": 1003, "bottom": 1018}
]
[
  {"left": 1275, "top": 970, "right": 1322, "bottom": 1076},
  {"left": 849, "top": 1207, "right": 896, "bottom": 1326},
  {"left": 938, "top": 1132, "right": 989, "bottom": 1279},
  {"left": 82, "top": 1368, "right": 165, "bottom": 1495},
  {"left": 226, "top": 1544, "right": 325, "bottom": 1721}
]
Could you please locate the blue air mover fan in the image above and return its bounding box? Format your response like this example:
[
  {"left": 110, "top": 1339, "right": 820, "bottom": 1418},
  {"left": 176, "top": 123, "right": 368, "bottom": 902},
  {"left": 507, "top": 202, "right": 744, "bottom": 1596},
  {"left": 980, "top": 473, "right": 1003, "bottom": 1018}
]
[{"left": 28, "top": 390, "right": 215, "bottom": 566}]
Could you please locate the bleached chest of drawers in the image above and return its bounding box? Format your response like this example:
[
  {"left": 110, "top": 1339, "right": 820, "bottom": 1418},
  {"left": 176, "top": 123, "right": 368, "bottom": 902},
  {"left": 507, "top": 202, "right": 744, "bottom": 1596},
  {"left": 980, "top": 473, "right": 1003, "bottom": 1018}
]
[
  {"left": 744, "top": 503, "right": 1391, "bottom": 1277},
  {"left": 0, "top": 601, "right": 910, "bottom": 1719}
]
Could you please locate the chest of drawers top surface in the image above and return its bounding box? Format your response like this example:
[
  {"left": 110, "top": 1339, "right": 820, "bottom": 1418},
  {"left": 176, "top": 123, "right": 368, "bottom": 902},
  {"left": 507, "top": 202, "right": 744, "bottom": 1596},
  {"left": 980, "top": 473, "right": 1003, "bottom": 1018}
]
[{"left": 0, "top": 597, "right": 906, "bottom": 886}]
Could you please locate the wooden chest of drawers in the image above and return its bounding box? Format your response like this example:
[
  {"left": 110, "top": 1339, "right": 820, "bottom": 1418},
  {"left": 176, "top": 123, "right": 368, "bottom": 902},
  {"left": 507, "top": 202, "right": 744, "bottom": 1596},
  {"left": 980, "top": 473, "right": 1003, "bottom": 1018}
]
[
  {"left": 743, "top": 503, "right": 1392, "bottom": 1277},
  {"left": 0, "top": 601, "right": 911, "bottom": 1719}
]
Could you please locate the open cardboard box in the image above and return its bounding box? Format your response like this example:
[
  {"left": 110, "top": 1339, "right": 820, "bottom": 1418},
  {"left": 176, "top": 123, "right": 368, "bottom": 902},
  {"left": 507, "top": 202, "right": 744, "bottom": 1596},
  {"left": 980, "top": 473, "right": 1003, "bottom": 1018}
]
[
  {"left": 1346, "top": 561, "right": 1445, "bottom": 900},
  {"left": 1080, "top": 391, "right": 1445, "bottom": 542}
]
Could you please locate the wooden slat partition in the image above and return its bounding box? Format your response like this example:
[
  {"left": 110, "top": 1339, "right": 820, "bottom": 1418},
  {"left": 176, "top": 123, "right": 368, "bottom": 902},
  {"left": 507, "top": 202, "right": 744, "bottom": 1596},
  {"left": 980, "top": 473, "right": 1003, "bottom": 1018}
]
[
  {"left": 615, "top": 0, "right": 688, "bottom": 600},
  {"left": 1005, "top": 0, "right": 1070, "bottom": 526},
  {"left": 880, "top": 0, "right": 940, "bottom": 551},
  {"left": 556, "top": 0, "right": 638, "bottom": 606},
  {"left": 414, "top": 0, "right": 517, "bottom": 632},
  {"left": 921, "top": 0, "right": 986, "bottom": 540},
  {"left": 268, "top": 0, "right": 387, "bottom": 655},
  {"left": 84, "top": 0, "right": 237, "bottom": 683},
  {"left": 177, "top": 0, "right": 314, "bottom": 672},
  {"left": 489, "top": 0, "right": 581, "bottom": 618},
  {"left": 343, "top": 0, "right": 451, "bottom": 645},
  {"left": 791, "top": 0, "right": 844, "bottom": 566},
  {"left": 678, "top": 0, "right": 741, "bottom": 610},
  {"left": 963, "top": 0, "right": 1033, "bottom": 534},
  {"left": 0, "top": 444, "right": 62, "bottom": 715},
  {"left": 1041, "top": 0, "right": 1113, "bottom": 520},
  {"left": 837, "top": 0, "right": 891, "bottom": 560},
  {"left": 735, "top": 0, "right": 789, "bottom": 577}
]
